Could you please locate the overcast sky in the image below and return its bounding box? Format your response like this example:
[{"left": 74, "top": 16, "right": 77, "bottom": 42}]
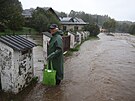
[{"left": 19, "top": 0, "right": 135, "bottom": 22}]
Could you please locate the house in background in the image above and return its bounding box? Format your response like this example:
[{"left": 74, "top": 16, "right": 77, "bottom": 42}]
[
  {"left": 22, "top": 8, "right": 34, "bottom": 18},
  {"left": 22, "top": 7, "right": 60, "bottom": 20},
  {"left": 60, "top": 17, "right": 88, "bottom": 31},
  {"left": 22, "top": 7, "right": 88, "bottom": 32},
  {"left": 22, "top": 7, "right": 60, "bottom": 27}
]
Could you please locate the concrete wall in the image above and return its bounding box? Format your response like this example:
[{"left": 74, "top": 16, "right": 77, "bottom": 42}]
[
  {"left": 43, "top": 35, "right": 50, "bottom": 64},
  {"left": 0, "top": 42, "right": 34, "bottom": 93},
  {"left": 76, "top": 32, "right": 82, "bottom": 45},
  {"left": 0, "top": 41, "right": 14, "bottom": 92},
  {"left": 61, "top": 25, "right": 84, "bottom": 31},
  {"left": 68, "top": 31, "right": 91, "bottom": 49},
  {"left": 13, "top": 49, "right": 33, "bottom": 93},
  {"left": 68, "top": 32, "right": 76, "bottom": 48}
]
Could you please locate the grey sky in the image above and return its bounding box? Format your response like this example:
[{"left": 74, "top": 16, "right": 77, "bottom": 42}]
[{"left": 19, "top": 0, "right": 135, "bottom": 22}]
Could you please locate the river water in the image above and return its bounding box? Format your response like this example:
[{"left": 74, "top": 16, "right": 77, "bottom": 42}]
[
  {"left": 1, "top": 33, "right": 135, "bottom": 101},
  {"left": 24, "top": 33, "right": 135, "bottom": 101}
]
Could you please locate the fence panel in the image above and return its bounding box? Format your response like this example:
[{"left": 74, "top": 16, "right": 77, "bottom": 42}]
[{"left": 62, "top": 35, "right": 70, "bottom": 52}]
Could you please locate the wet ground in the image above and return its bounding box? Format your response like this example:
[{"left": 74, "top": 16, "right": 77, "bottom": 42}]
[{"left": 1, "top": 33, "right": 135, "bottom": 101}]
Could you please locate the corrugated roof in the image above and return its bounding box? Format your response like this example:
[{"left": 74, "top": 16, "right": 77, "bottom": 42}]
[
  {"left": 75, "top": 17, "right": 84, "bottom": 22},
  {"left": 60, "top": 22, "right": 87, "bottom": 25},
  {"left": 60, "top": 17, "right": 87, "bottom": 25},
  {"left": 60, "top": 17, "right": 72, "bottom": 22},
  {"left": 0, "top": 35, "right": 37, "bottom": 51}
]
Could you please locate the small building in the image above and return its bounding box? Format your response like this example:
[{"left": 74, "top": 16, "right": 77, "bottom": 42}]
[
  {"left": 0, "top": 35, "right": 36, "bottom": 94},
  {"left": 68, "top": 32, "right": 76, "bottom": 48},
  {"left": 60, "top": 17, "right": 88, "bottom": 31},
  {"left": 68, "top": 32, "right": 82, "bottom": 48}
]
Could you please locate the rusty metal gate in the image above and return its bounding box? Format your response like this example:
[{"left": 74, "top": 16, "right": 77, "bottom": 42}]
[{"left": 62, "top": 35, "right": 70, "bottom": 52}]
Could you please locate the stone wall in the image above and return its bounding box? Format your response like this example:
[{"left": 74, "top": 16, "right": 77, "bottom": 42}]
[
  {"left": 0, "top": 42, "right": 34, "bottom": 93},
  {"left": 13, "top": 49, "right": 33, "bottom": 93},
  {"left": 0, "top": 42, "right": 14, "bottom": 92}
]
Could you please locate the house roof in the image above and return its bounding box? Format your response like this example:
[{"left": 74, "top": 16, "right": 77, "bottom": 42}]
[
  {"left": 60, "top": 17, "right": 88, "bottom": 25},
  {"left": 22, "top": 7, "right": 60, "bottom": 20},
  {"left": 60, "top": 22, "right": 87, "bottom": 25},
  {"left": 22, "top": 8, "right": 34, "bottom": 18},
  {"left": 0, "top": 35, "right": 36, "bottom": 51},
  {"left": 60, "top": 17, "right": 72, "bottom": 22}
]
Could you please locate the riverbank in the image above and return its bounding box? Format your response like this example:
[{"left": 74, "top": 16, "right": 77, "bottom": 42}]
[{"left": 1, "top": 33, "right": 135, "bottom": 101}]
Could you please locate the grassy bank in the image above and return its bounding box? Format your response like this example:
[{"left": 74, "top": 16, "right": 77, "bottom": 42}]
[
  {"left": 64, "top": 36, "right": 99, "bottom": 57},
  {"left": 0, "top": 27, "right": 38, "bottom": 36}
]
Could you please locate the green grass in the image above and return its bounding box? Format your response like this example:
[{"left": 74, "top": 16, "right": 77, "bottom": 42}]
[
  {"left": 64, "top": 51, "right": 73, "bottom": 57},
  {"left": 0, "top": 27, "right": 38, "bottom": 36},
  {"left": 64, "top": 36, "right": 99, "bottom": 57}
]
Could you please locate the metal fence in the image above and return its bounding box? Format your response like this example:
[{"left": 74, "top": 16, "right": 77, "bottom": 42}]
[{"left": 62, "top": 35, "right": 70, "bottom": 52}]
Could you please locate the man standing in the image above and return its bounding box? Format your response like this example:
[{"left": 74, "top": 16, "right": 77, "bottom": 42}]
[{"left": 47, "top": 24, "right": 64, "bottom": 85}]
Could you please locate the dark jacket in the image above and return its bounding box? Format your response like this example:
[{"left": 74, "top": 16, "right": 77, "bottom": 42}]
[{"left": 47, "top": 31, "right": 64, "bottom": 80}]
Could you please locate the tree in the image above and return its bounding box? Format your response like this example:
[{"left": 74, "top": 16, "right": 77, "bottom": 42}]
[
  {"left": 129, "top": 24, "right": 135, "bottom": 35},
  {"left": 32, "top": 13, "right": 49, "bottom": 32},
  {"left": 32, "top": 7, "right": 59, "bottom": 32},
  {"left": 69, "top": 10, "right": 76, "bottom": 18},
  {"left": 57, "top": 12, "right": 67, "bottom": 17},
  {"left": 103, "top": 19, "right": 116, "bottom": 32},
  {"left": 46, "top": 12, "right": 59, "bottom": 26},
  {"left": 84, "top": 24, "right": 100, "bottom": 36},
  {"left": 0, "top": 0, "right": 24, "bottom": 31},
  {"left": 115, "top": 22, "right": 131, "bottom": 33}
]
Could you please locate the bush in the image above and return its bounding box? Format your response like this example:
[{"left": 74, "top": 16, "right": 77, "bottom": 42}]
[
  {"left": 129, "top": 24, "right": 135, "bottom": 35},
  {"left": 84, "top": 24, "right": 100, "bottom": 36},
  {"left": 0, "top": 24, "right": 6, "bottom": 32}
]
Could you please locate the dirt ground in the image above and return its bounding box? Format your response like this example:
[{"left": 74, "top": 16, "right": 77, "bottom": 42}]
[{"left": 1, "top": 33, "right": 135, "bottom": 101}]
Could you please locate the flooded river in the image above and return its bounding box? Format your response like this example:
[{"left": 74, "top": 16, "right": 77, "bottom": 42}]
[{"left": 1, "top": 33, "right": 135, "bottom": 101}]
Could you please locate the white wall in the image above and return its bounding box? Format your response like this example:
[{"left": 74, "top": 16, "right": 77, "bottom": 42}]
[
  {"left": 77, "top": 32, "right": 82, "bottom": 44},
  {"left": 61, "top": 25, "right": 84, "bottom": 31},
  {"left": 0, "top": 41, "right": 34, "bottom": 94},
  {"left": 0, "top": 42, "right": 14, "bottom": 92},
  {"left": 43, "top": 35, "right": 50, "bottom": 64},
  {"left": 68, "top": 32, "right": 75, "bottom": 48},
  {"left": 13, "top": 49, "right": 34, "bottom": 93}
]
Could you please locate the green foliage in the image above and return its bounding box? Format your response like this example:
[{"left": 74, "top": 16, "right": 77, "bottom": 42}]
[
  {"left": 70, "top": 44, "right": 81, "bottom": 51},
  {"left": 64, "top": 36, "right": 99, "bottom": 57},
  {"left": 0, "top": 23, "right": 6, "bottom": 32},
  {"left": 64, "top": 51, "right": 73, "bottom": 57},
  {"left": 32, "top": 12, "right": 49, "bottom": 32},
  {"left": 115, "top": 22, "right": 132, "bottom": 33},
  {"left": 84, "top": 24, "right": 100, "bottom": 36},
  {"left": 57, "top": 12, "right": 67, "bottom": 17},
  {"left": 102, "top": 18, "right": 116, "bottom": 32},
  {"left": 0, "top": 0, "right": 24, "bottom": 31},
  {"left": 31, "top": 7, "right": 59, "bottom": 32},
  {"left": 129, "top": 24, "right": 135, "bottom": 35},
  {"left": 0, "top": 27, "right": 37, "bottom": 36}
]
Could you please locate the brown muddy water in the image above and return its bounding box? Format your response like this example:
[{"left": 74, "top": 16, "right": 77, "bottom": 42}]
[{"left": 0, "top": 33, "right": 135, "bottom": 101}]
